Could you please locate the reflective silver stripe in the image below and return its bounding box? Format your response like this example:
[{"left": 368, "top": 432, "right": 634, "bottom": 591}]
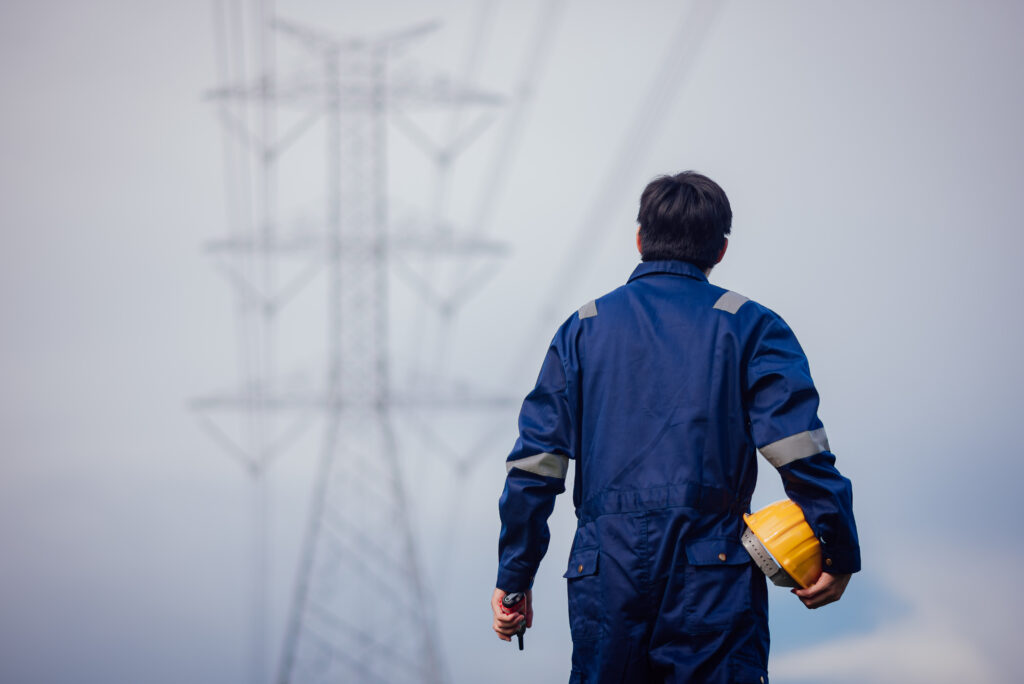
[
  {"left": 743, "top": 527, "right": 781, "bottom": 577},
  {"left": 506, "top": 452, "right": 570, "bottom": 479},
  {"left": 712, "top": 290, "right": 748, "bottom": 314},
  {"left": 578, "top": 300, "right": 597, "bottom": 319},
  {"left": 759, "top": 427, "right": 829, "bottom": 468},
  {"left": 742, "top": 527, "right": 798, "bottom": 587}
]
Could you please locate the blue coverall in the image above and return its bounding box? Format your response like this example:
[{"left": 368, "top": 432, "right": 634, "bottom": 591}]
[{"left": 497, "top": 260, "right": 860, "bottom": 683}]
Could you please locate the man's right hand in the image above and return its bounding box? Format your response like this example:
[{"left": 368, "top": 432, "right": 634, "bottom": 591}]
[
  {"left": 792, "top": 571, "right": 851, "bottom": 609},
  {"left": 491, "top": 588, "right": 532, "bottom": 641}
]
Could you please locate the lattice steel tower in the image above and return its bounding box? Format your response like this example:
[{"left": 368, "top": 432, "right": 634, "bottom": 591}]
[{"left": 196, "top": 3, "right": 506, "bottom": 682}]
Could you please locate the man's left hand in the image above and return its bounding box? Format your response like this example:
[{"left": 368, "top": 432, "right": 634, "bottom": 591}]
[{"left": 792, "top": 571, "right": 851, "bottom": 609}]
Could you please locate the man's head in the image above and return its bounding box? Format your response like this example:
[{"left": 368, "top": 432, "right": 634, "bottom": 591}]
[{"left": 636, "top": 171, "right": 731, "bottom": 271}]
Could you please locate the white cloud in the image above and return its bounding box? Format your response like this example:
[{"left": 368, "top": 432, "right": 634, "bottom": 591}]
[
  {"left": 770, "top": 542, "right": 1021, "bottom": 684},
  {"left": 772, "top": 619, "right": 996, "bottom": 684}
]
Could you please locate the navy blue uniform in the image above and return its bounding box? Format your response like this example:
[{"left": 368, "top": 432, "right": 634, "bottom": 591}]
[{"left": 497, "top": 260, "right": 860, "bottom": 683}]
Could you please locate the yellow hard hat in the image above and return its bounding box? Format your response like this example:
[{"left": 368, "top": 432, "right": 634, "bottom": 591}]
[{"left": 742, "top": 499, "right": 822, "bottom": 589}]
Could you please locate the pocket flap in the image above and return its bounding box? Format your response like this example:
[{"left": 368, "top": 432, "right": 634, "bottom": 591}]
[
  {"left": 685, "top": 537, "right": 749, "bottom": 566},
  {"left": 563, "top": 547, "right": 600, "bottom": 578}
]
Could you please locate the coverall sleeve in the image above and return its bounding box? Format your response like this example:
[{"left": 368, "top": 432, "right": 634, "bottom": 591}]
[
  {"left": 496, "top": 326, "right": 578, "bottom": 593},
  {"left": 745, "top": 314, "right": 861, "bottom": 574}
]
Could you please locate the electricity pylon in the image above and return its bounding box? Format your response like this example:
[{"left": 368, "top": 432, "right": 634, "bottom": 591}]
[{"left": 195, "top": 4, "right": 505, "bottom": 682}]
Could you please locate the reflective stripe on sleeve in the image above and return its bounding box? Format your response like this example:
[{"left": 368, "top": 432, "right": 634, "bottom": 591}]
[
  {"left": 506, "top": 452, "right": 570, "bottom": 479},
  {"left": 712, "top": 290, "right": 749, "bottom": 314},
  {"left": 759, "top": 427, "right": 829, "bottom": 468},
  {"left": 578, "top": 300, "right": 598, "bottom": 319}
]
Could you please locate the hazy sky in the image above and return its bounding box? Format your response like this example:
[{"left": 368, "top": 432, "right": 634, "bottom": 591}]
[{"left": 2, "top": 1, "right": 1023, "bottom": 683}]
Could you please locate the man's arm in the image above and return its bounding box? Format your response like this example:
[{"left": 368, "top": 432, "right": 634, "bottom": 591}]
[
  {"left": 745, "top": 313, "right": 861, "bottom": 603},
  {"left": 497, "top": 334, "right": 577, "bottom": 593}
]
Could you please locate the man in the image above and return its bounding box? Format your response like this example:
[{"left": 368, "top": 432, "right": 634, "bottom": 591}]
[{"left": 491, "top": 171, "right": 860, "bottom": 683}]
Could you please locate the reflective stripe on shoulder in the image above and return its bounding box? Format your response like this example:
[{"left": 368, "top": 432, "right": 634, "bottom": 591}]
[
  {"left": 759, "top": 427, "right": 829, "bottom": 468},
  {"left": 506, "top": 452, "right": 570, "bottom": 479},
  {"left": 578, "top": 300, "right": 597, "bottom": 319},
  {"left": 712, "top": 290, "right": 749, "bottom": 314}
]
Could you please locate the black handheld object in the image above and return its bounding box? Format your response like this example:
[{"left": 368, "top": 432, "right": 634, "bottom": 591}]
[{"left": 501, "top": 592, "right": 527, "bottom": 650}]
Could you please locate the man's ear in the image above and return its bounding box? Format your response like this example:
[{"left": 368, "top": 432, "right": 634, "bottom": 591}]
[
  {"left": 636, "top": 227, "right": 643, "bottom": 255},
  {"left": 716, "top": 237, "right": 729, "bottom": 264}
]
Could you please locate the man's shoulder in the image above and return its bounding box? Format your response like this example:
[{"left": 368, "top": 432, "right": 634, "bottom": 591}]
[
  {"left": 705, "top": 286, "right": 781, "bottom": 323},
  {"left": 570, "top": 279, "right": 779, "bottom": 324},
  {"left": 705, "top": 288, "right": 803, "bottom": 347},
  {"left": 568, "top": 281, "right": 631, "bottom": 324}
]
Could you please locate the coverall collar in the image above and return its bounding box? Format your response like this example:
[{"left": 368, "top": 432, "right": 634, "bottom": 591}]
[{"left": 628, "top": 260, "right": 709, "bottom": 284}]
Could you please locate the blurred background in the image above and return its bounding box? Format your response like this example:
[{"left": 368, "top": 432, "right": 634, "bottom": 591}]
[{"left": 2, "top": 1, "right": 1023, "bottom": 682}]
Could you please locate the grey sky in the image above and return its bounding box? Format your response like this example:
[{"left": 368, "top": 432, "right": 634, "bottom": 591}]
[{"left": 2, "top": 1, "right": 1023, "bottom": 682}]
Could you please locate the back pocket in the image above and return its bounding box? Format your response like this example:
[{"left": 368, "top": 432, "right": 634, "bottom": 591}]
[
  {"left": 564, "top": 546, "right": 603, "bottom": 640},
  {"left": 682, "top": 537, "right": 753, "bottom": 633}
]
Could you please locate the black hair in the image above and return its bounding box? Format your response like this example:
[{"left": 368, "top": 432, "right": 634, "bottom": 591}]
[{"left": 636, "top": 171, "right": 732, "bottom": 270}]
